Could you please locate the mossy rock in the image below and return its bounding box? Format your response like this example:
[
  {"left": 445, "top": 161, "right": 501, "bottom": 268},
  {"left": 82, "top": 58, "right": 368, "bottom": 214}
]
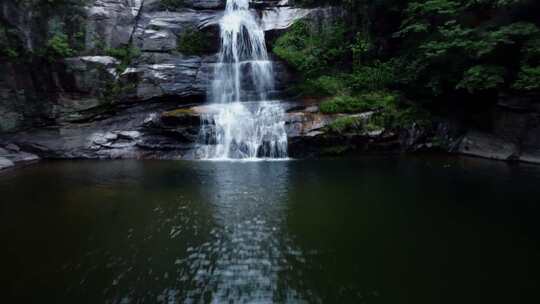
[
  {"left": 176, "top": 27, "right": 217, "bottom": 55},
  {"left": 160, "top": 108, "right": 200, "bottom": 126},
  {"left": 162, "top": 108, "right": 196, "bottom": 117}
]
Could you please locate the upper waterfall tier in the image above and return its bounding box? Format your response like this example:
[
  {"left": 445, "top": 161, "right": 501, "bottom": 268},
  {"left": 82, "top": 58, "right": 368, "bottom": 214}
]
[{"left": 210, "top": 0, "right": 274, "bottom": 104}]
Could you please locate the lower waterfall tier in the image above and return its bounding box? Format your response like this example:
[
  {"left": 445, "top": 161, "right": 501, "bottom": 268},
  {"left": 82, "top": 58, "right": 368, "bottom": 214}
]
[{"left": 197, "top": 101, "right": 288, "bottom": 160}]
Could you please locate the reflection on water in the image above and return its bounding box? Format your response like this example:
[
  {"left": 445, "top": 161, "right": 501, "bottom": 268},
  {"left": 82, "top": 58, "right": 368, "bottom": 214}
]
[
  {"left": 184, "top": 162, "right": 294, "bottom": 302},
  {"left": 1, "top": 157, "right": 540, "bottom": 303}
]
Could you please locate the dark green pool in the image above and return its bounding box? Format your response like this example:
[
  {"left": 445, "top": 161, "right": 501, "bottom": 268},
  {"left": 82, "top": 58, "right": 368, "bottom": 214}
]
[{"left": 1, "top": 156, "right": 539, "bottom": 303}]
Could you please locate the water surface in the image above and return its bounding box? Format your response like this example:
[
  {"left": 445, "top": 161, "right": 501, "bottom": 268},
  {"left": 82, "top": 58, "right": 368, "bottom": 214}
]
[{"left": 1, "top": 156, "right": 539, "bottom": 303}]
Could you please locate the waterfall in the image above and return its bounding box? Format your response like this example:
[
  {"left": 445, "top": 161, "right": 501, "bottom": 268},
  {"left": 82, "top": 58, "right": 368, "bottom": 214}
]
[{"left": 198, "top": 0, "right": 288, "bottom": 160}]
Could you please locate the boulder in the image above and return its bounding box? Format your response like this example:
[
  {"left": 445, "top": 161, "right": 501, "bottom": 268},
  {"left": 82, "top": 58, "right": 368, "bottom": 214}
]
[
  {"left": 519, "top": 123, "right": 540, "bottom": 164},
  {"left": 54, "top": 56, "right": 122, "bottom": 122},
  {"left": 457, "top": 131, "right": 519, "bottom": 161},
  {"left": 0, "top": 157, "right": 14, "bottom": 171},
  {"left": 0, "top": 143, "right": 39, "bottom": 170}
]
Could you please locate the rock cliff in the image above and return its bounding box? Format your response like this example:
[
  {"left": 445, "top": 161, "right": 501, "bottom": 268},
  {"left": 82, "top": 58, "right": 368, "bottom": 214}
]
[{"left": 1, "top": 0, "right": 540, "bottom": 168}]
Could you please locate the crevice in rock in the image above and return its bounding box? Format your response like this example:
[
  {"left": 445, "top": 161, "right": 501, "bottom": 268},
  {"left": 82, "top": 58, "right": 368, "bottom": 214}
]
[{"left": 128, "top": 0, "right": 147, "bottom": 45}]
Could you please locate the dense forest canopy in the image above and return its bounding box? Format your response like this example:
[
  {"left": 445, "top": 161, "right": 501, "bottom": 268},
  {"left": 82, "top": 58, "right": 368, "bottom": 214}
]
[{"left": 276, "top": 0, "right": 540, "bottom": 102}]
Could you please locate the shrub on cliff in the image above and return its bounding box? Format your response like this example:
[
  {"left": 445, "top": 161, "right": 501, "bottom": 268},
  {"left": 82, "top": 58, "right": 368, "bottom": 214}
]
[
  {"left": 0, "top": 26, "right": 21, "bottom": 59},
  {"left": 320, "top": 92, "right": 397, "bottom": 114},
  {"left": 273, "top": 21, "right": 348, "bottom": 77},
  {"left": 105, "top": 45, "right": 141, "bottom": 72},
  {"left": 513, "top": 66, "right": 540, "bottom": 91},
  {"left": 177, "top": 27, "right": 212, "bottom": 55},
  {"left": 161, "top": 0, "right": 186, "bottom": 10},
  {"left": 44, "top": 33, "right": 75, "bottom": 59},
  {"left": 327, "top": 116, "right": 363, "bottom": 134}
]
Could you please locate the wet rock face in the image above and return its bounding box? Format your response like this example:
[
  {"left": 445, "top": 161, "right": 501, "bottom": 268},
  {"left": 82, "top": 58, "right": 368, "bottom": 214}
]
[
  {"left": 0, "top": 102, "right": 204, "bottom": 161},
  {"left": 452, "top": 97, "right": 540, "bottom": 164},
  {"left": 0, "top": 144, "right": 39, "bottom": 171},
  {"left": 121, "top": 53, "right": 212, "bottom": 101},
  {"left": 284, "top": 105, "right": 403, "bottom": 158},
  {"left": 133, "top": 9, "right": 221, "bottom": 53},
  {"left": 0, "top": 0, "right": 322, "bottom": 133},
  {"left": 148, "top": 0, "right": 226, "bottom": 10},
  {"left": 457, "top": 131, "right": 519, "bottom": 161},
  {"left": 1, "top": 1, "right": 447, "bottom": 164},
  {"left": 0, "top": 157, "right": 14, "bottom": 171},
  {"left": 86, "top": 0, "right": 145, "bottom": 49},
  {"left": 187, "top": 0, "right": 226, "bottom": 10}
]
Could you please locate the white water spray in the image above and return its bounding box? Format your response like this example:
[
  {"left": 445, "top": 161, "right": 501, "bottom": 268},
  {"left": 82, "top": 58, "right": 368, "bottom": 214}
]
[{"left": 199, "top": 0, "right": 288, "bottom": 160}]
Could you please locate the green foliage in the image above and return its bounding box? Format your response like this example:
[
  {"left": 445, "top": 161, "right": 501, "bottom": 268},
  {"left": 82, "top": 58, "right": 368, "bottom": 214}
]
[
  {"left": 370, "top": 103, "right": 432, "bottom": 130},
  {"left": 320, "top": 92, "right": 397, "bottom": 114},
  {"left": 45, "top": 33, "right": 75, "bottom": 60},
  {"left": 351, "top": 32, "right": 374, "bottom": 66},
  {"left": 177, "top": 27, "right": 212, "bottom": 55},
  {"left": 102, "top": 81, "right": 137, "bottom": 104},
  {"left": 324, "top": 98, "right": 432, "bottom": 134},
  {"left": 3, "top": 0, "right": 88, "bottom": 62},
  {"left": 0, "top": 26, "right": 21, "bottom": 59},
  {"left": 297, "top": 75, "right": 348, "bottom": 97},
  {"left": 513, "top": 36, "right": 540, "bottom": 91},
  {"left": 273, "top": 21, "right": 348, "bottom": 77},
  {"left": 105, "top": 45, "right": 141, "bottom": 71},
  {"left": 522, "top": 37, "right": 540, "bottom": 62},
  {"left": 273, "top": 0, "right": 540, "bottom": 144},
  {"left": 456, "top": 65, "right": 506, "bottom": 93},
  {"left": 395, "top": 0, "right": 540, "bottom": 95},
  {"left": 327, "top": 116, "right": 363, "bottom": 133},
  {"left": 349, "top": 60, "right": 397, "bottom": 92},
  {"left": 513, "top": 65, "right": 540, "bottom": 91},
  {"left": 313, "top": 76, "right": 347, "bottom": 95}
]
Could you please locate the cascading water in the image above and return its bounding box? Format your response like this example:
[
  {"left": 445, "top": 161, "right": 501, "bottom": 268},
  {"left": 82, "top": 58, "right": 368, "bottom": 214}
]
[{"left": 198, "top": 0, "right": 288, "bottom": 160}]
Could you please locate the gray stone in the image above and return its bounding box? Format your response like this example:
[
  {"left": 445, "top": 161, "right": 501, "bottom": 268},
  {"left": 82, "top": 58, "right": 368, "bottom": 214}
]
[
  {"left": 118, "top": 131, "right": 142, "bottom": 139},
  {"left": 10, "top": 151, "right": 40, "bottom": 163},
  {"left": 86, "top": 0, "right": 145, "bottom": 50},
  {"left": 367, "top": 129, "right": 384, "bottom": 137},
  {"left": 133, "top": 9, "right": 220, "bottom": 52},
  {"left": 0, "top": 157, "right": 14, "bottom": 170},
  {"left": 0, "top": 0, "right": 429, "bottom": 163},
  {"left": 80, "top": 56, "right": 121, "bottom": 67},
  {"left": 261, "top": 7, "right": 311, "bottom": 31},
  {"left": 120, "top": 53, "right": 212, "bottom": 100},
  {"left": 105, "top": 132, "right": 119, "bottom": 141},
  {"left": 262, "top": 6, "right": 345, "bottom": 32},
  {"left": 457, "top": 131, "right": 519, "bottom": 161},
  {"left": 5, "top": 143, "right": 20, "bottom": 152},
  {"left": 0, "top": 143, "right": 38, "bottom": 170},
  {"left": 185, "top": 0, "right": 226, "bottom": 9},
  {"left": 0, "top": 110, "right": 23, "bottom": 133},
  {"left": 52, "top": 56, "right": 123, "bottom": 121},
  {"left": 519, "top": 152, "right": 540, "bottom": 164}
]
